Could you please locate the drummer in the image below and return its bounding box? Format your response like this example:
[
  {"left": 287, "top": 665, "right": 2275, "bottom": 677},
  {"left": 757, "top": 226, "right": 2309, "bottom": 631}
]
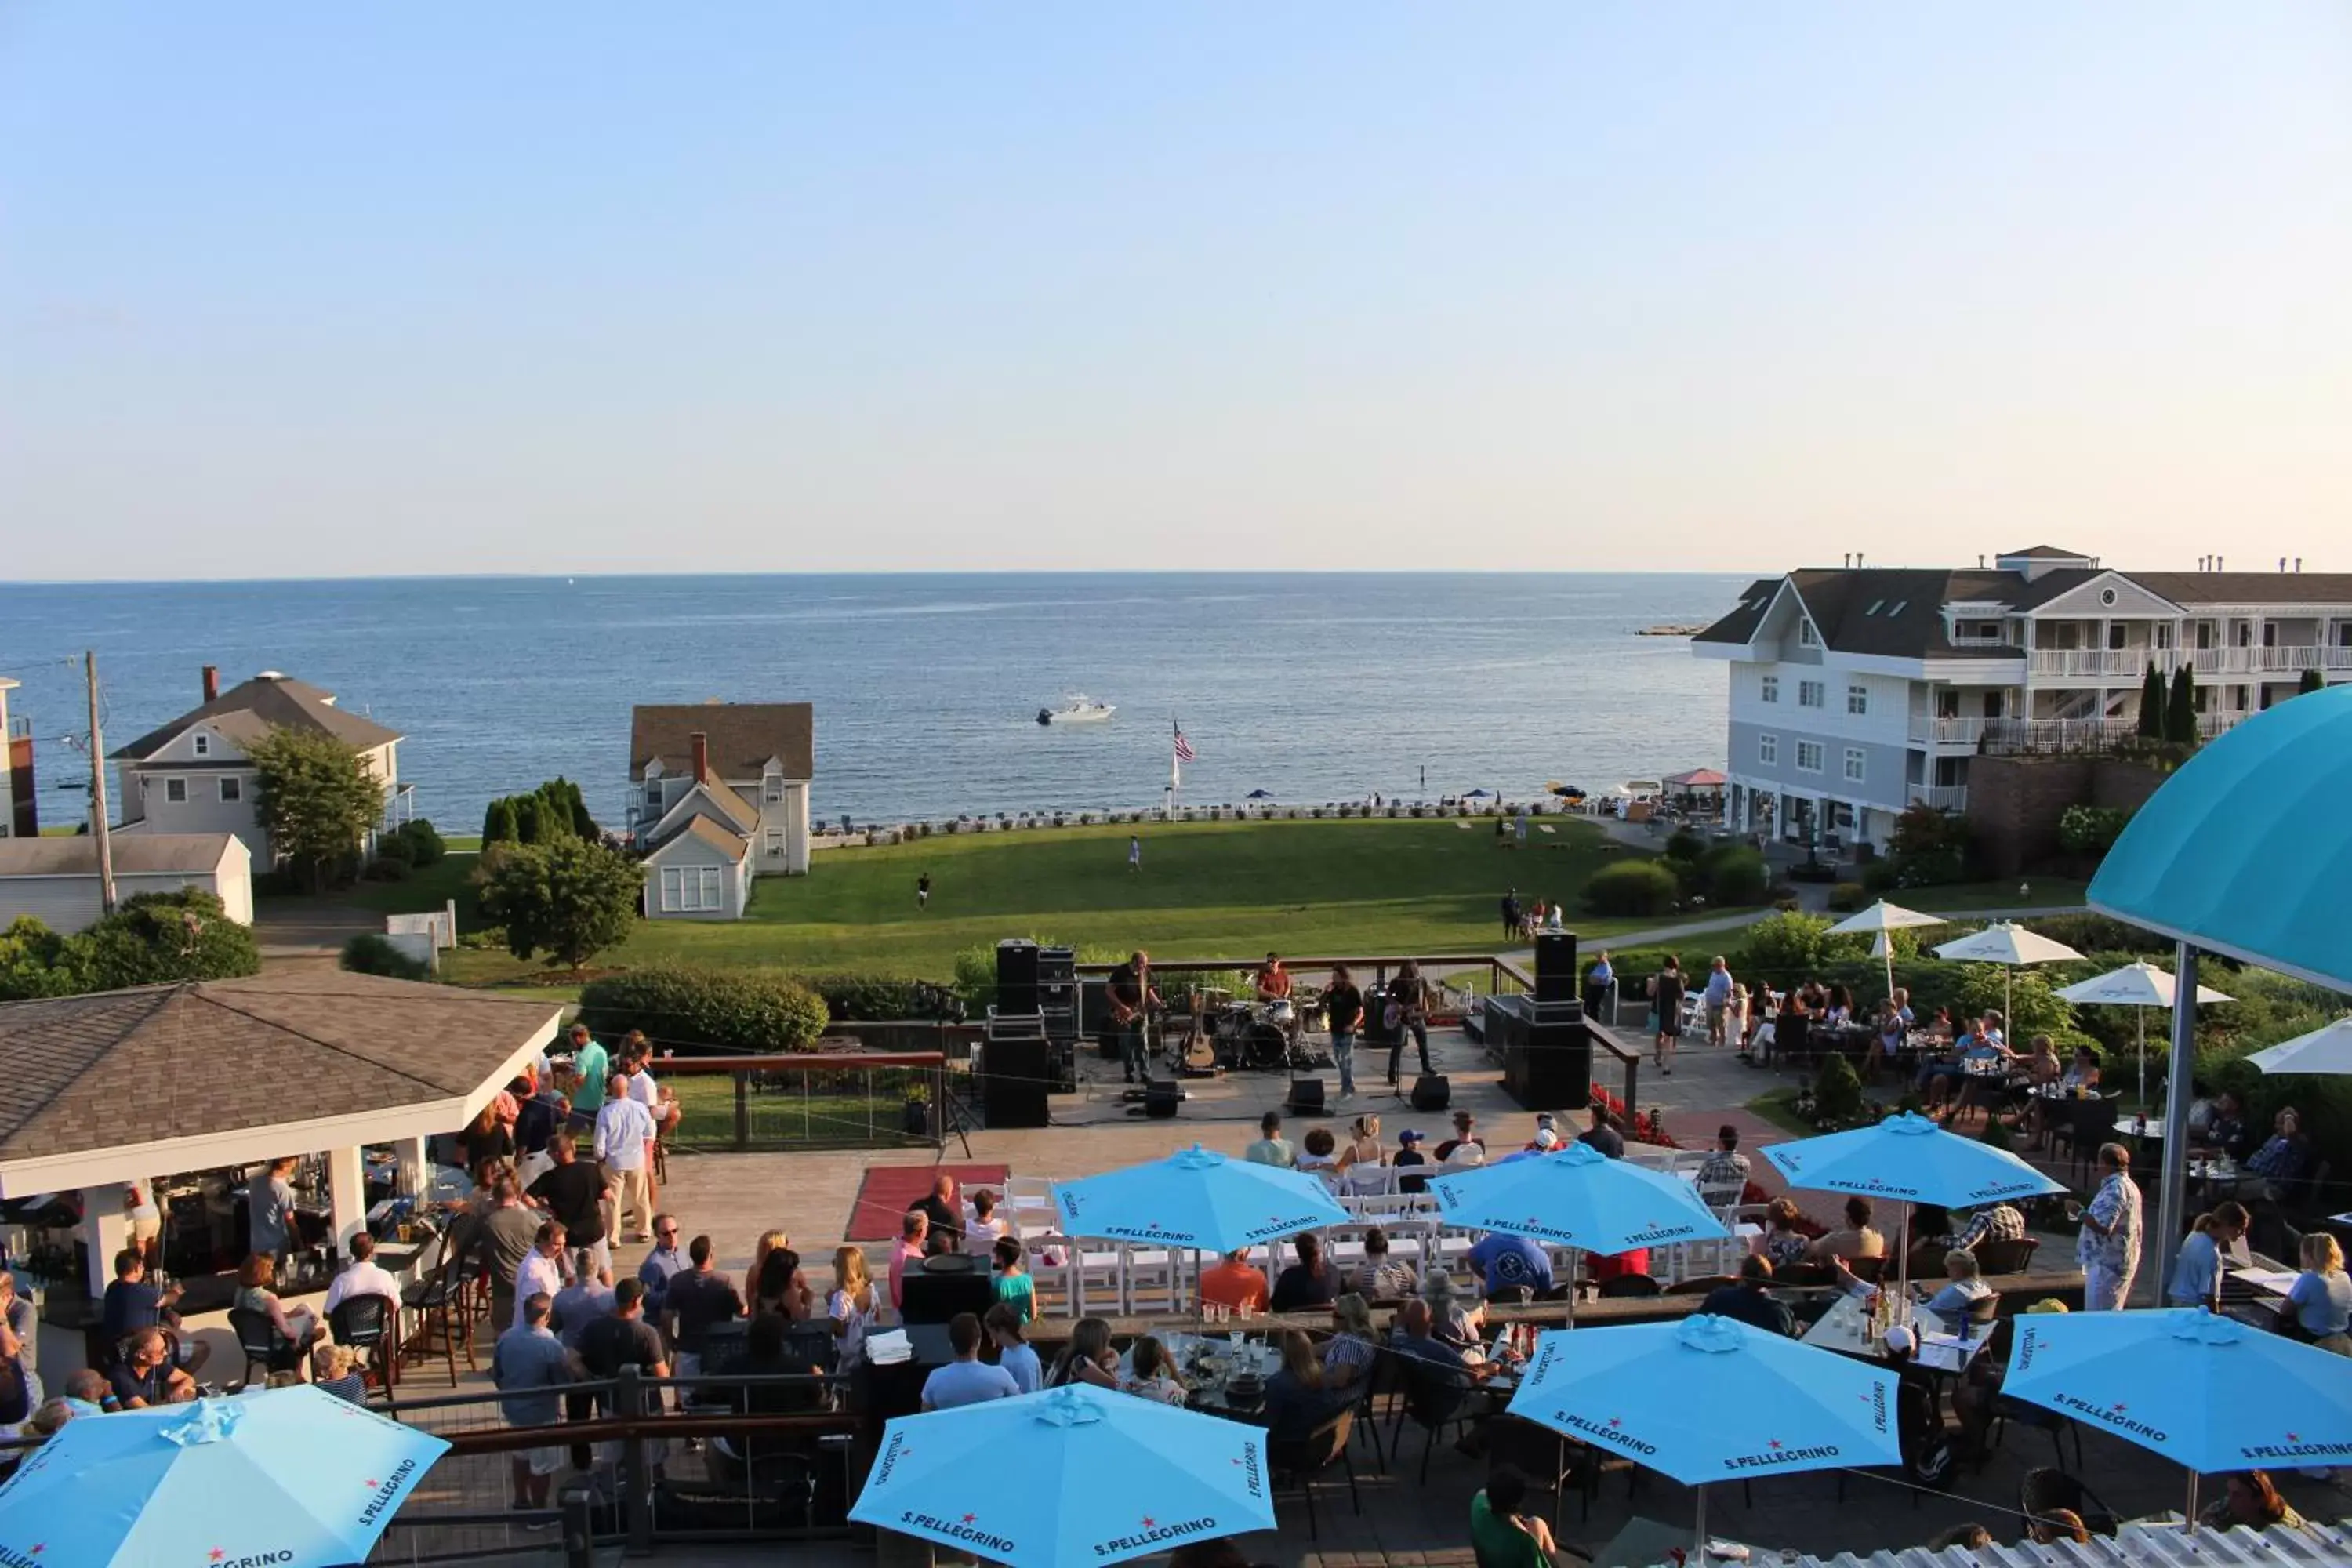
[{"left": 1255, "top": 953, "right": 1299, "bottom": 1047}]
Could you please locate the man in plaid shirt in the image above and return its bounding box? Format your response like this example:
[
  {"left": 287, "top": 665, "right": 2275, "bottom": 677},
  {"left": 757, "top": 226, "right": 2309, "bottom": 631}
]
[
  {"left": 1954, "top": 1201, "right": 2027, "bottom": 1253},
  {"left": 1696, "top": 1126, "right": 1751, "bottom": 1206}
]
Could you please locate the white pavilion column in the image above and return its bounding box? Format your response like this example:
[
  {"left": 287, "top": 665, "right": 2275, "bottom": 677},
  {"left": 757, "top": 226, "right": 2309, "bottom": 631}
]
[
  {"left": 327, "top": 1145, "right": 368, "bottom": 1258},
  {"left": 390, "top": 1136, "right": 430, "bottom": 1199},
  {"left": 80, "top": 1183, "right": 128, "bottom": 1298}
]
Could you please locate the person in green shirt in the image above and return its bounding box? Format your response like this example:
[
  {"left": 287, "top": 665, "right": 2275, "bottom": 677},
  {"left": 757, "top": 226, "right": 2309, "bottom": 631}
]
[
  {"left": 989, "top": 1236, "right": 1036, "bottom": 1323},
  {"left": 1470, "top": 1466, "right": 1557, "bottom": 1566},
  {"left": 567, "top": 1025, "right": 609, "bottom": 1126}
]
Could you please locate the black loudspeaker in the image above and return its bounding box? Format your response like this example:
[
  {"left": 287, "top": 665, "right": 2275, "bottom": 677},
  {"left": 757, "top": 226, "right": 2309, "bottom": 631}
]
[
  {"left": 1285, "top": 1078, "right": 1326, "bottom": 1117},
  {"left": 996, "top": 940, "right": 1041, "bottom": 1016},
  {"left": 1142, "top": 1079, "right": 1183, "bottom": 1118},
  {"left": 899, "top": 1255, "right": 996, "bottom": 1325},
  {"left": 1410, "top": 1074, "right": 1452, "bottom": 1112},
  {"left": 1534, "top": 931, "right": 1579, "bottom": 1005},
  {"left": 982, "top": 1033, "right": 1051, "bottom": 1129}
]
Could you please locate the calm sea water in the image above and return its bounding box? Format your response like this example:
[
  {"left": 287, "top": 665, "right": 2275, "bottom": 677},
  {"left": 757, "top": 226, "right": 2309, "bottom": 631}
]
[{"left": 2, "top": 573, "right": 1740, "bottom": 831}]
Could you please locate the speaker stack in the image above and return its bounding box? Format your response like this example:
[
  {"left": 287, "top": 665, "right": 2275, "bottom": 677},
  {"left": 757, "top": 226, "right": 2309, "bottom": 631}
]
[
  {"left": 899, "top": 1254, "right": 996, "bottom": 1325},
  {"left": 1036, "top": 945, "right": 1079, "bottom": 1093},
  {"left": 1142, "top": 1078, "right": 1184, "bottom": 1119},
  {"left": 983, "top": 940, "right": 1052, "bottom": 1129},
  {"left": 1285, "top": 1077, "right": 1327, "bottom": 1117}
]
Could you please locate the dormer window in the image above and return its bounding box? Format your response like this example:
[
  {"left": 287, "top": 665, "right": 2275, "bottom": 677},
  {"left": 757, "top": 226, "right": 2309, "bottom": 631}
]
[
  {"left": 764, "top": 775, "right": 784, "bottom": 804},
  {"left": 193, "top": 734, "right": 210, "bottom": 757},
  {"left": 645, "top": 780, "right": 662, "bottom": 810},
  {"left": 1798, "top": 621, "right": 1820, "bottom": 648}
]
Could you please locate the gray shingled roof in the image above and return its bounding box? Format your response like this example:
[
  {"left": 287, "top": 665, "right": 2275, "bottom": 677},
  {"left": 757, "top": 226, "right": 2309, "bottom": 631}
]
[
  {"left": 0, "top": 834, "right": 238, "bottom": 877},
  {"left": 0, "top": 973, "right": 557, "bottom": 1164},
  {"left": 630, "top": 703, "right": 813, "bottom": 781},
  {"left": 1693, "top": 579, "right": 1783, "bottom": 644},
  {"left": 2126, "top": 572, "right": 2352, "bottom": 607},
  {"left": 113, "top": 674, "right": 401, "bottom": 761}
]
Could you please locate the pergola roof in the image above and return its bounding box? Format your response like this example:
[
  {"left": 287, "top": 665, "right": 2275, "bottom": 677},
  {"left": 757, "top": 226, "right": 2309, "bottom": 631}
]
[{"left": 0, "top": 972, "right": 561, "bottom": 1195}]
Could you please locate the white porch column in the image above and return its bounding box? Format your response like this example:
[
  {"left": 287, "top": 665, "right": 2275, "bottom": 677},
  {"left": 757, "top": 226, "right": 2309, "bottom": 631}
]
[
  {"left": 328, "top": 1145, "right": 368, "bottom": 1258},
  {"left": 390, "top": 1136, "right": 430, "bottom": 1199},
  {"left": 80, "top": 1184, "right": 129, "bottom": 1299}
]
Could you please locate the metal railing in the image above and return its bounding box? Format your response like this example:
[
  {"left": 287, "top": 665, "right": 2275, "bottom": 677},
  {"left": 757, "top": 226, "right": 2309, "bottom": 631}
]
[
  {"left": 1906, "top": 782, "right": 1969, "bottom": 812},
  {"left": 2027, "top": 644, "right": 2352, "bottom": 680},
  {"left": 655, "top": 1051, "right": 949, "bottom": 1152}
]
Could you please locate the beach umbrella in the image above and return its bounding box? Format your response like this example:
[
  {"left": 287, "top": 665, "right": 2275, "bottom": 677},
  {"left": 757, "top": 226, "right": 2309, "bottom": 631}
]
[
  {"left": 850, "top": 1384, "right": 1273, "bottom": 1566},
  {"left": 2000, "top": 1307, "right": 2352, "bottom": 1524},
  {"left": 2248, "top": 1016, "right": 2352, "bottom": 1076},
  {"left": 1932, "top": 920, "right": 2085, "bottom": 1020},
  {"left": 1760, "top": 1112, "right": 2067, "bottom": 1301},
  {"left": 0, "top": 1385, "right": 450, "bottom": 1568},
  {"left": 2056, "top": 961, "right": 2235, "bottom": 1108},
  {"left": 1431, "top": 1141, "right": 1727, "bottom": 1322},
  {"left": 1506, "top": 1315, "right": 1899, "bottom": 1552},
  {"left": 1828, "top": 900, "right": 1947, "bottom": 1000},
  {"left": 1052, "top": 1144, "right": 1346, "bottom": 1254}
]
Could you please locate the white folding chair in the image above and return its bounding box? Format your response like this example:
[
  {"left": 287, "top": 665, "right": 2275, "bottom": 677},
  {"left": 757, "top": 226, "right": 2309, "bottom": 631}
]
[{"left": 1027, "top": 1235, "right": 1076, "bottom": 1318}]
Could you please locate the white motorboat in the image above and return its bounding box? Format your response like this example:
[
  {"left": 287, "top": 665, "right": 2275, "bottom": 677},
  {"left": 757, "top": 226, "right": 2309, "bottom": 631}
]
[{"left": 1036, "top": 694, "right": 1116, "bottom": 726}]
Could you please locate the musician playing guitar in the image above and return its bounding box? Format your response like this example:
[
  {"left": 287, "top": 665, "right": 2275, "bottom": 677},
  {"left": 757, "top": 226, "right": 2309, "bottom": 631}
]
[
  {"left": 1385, "top": 959, "right": 1434, "bottom": 1087},
  {"left": 1109, "top": 949, "right": 1163, "bottom": 1084}
]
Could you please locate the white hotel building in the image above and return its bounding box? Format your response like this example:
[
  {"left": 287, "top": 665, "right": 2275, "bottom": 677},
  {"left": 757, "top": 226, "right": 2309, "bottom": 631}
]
[{"left": 1692, "top": 546, "right": 2352, "bottom": 852}]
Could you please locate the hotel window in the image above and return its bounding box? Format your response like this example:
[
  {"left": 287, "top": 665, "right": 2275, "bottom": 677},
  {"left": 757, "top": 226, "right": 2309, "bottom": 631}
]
[
  {"left": 220, "top": 776, "right": 242, "bottom": 803},
  {"left": 193, "top": 734, "right": 210, "bottom": 757},
  {"left": 1759, "top": 733, "right": 1778, "bottom": 766},
  {"left": 765, "top": 828, "right": 785, "bottom": 856},
  {"left": 659, "top": 865, "right": 724, "bottom": 913},
  {"left": 164, "top": 778, "right": 187, "bottom": 804},
  {"left": 1842, "top": 748, "right": 1866, "bottom": 783},
  {"left": 1798, "top": 680, "right": 1825, "bottom": 708},
  {"left": 1759, "top": 676, "right": 1780, "bottom": 704},
  {"left": 644, "top": 780, "right": 662, "bottom": 811},
  {"left": 1846, "top": 684, "right": 1868, "bottom": 716},
  {"left": 764, "top": 775, "right": 785, "bottom": 804},
  {"left": 1798, "top": 621, "right": 1820, "bottom": 647},
  {"left": 1795, "top": 741, "right": 1824, "bottom": 773}
]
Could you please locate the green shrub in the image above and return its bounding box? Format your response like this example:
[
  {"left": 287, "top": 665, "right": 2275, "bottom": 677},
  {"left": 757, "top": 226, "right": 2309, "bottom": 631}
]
[
  {"left": 67, "top": 889, "right": 261, "bottom": 992},
  {"left": 1664, "top": 828, "right": 1707, "bottom": 863},
  {"left": 372, "top": 829, "right": 416, "bottom": 867},
  {"left": 341, "top": 932, "right": 430, "bottom": 981},
  {"left": 1583, "top": 860, "right": 1681, "bottom": 918},
  {"left": 1698, "top": 845, "right": 1771, "bottom": 906},
  {"left": 484, "top": 798, "right": 518, "bottom": 845},
  {"left": 578, "top": 967, "right": 831, "bottom": 1054},
  {"left": 397, "top": 818, "right": 447, "bottom": 866},
  {"left": 1979, "top": 1112, "right": 2016, "bottom": 1151},
  {"left": 2057, "top": 804, "right": 2132, "bottom": 856},
  {"left": 804, "top": 974, "right": 929, "bottom": 1022},
  {"left": 1861, "top": 860, "right": 1902, "bottom": 894},
  {"left": 1886, "top": 803, "right": 1973, "bottom": 887},
  {"left": 1740, "top": 911, "right": 1839, "bottom": 976},
  {"left": 2166, "top": 666, "right": 2198, "bottom": 746},
  {"left": 1828, "top": 881, "right": 1867, "bottom": 913},
  {"left": 1953, "top": 964, "right": 2074, "bottom": 1038},
  {"left": 1814, "top": 1055, "right": 1864, "bottom": 1124},
  {"left": 362, "top": 857, "right": 412, "bottom": 882}
]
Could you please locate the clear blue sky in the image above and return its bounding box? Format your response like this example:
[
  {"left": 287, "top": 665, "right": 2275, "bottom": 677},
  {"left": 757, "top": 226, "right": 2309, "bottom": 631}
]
[{"left": 3, "top": 5, "right": 2347, "bottom": 579}]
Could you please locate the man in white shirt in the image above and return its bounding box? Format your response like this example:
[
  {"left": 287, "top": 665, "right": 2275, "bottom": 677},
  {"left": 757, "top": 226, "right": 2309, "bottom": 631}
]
[
  {"left": 322, "top": 1232, "right": 404, "bottom": 1316},
  {"left": 514, "top": 1220, "right": 572, "bottom": 1330},
  {"left": 594, "top": 1076, "right": 658, "bottom": 1243}
]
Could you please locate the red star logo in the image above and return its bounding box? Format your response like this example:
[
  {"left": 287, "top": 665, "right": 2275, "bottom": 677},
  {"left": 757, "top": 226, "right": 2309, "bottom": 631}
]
[
  {"left": 365, "top": 1479, "right": 378, "bottom": 1488},
  {"left": 29, "top": 1547, "right": 42, "bottom": 1555},
  {"left": 210, "top": 1552, "right": 225, "bottom": 1563},
  {"left": 1608, "top": 1417, "right": 1622, "bottom": 1427},
  {"left": 1142, "top": 1516, "right": 1156, "bottom": 1528},
  {"left": 2113, "top": 1403, "right": 2127, "bottom": 1412},
  {"left": 2289, "top": 1432, "right": 2302, "bottom": 1443},
  {"left": 1767, "top": 1440, "right": 1783, "bottom": 1450},
  {"left": 960, "top": 1514, "right": 977, "bottom": 1525}
]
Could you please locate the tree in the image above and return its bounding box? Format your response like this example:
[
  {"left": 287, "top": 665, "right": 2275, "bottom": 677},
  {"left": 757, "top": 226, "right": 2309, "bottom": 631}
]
[
  {"left": 483, "top": 797, "right": 518, "bottom": 845},
  {"left": 2165, "top": 666, "right": 2199, "bottom": 746},
  {"left": 2136, "top": 661, "right": 2166, "bottom": 739},
  {"left": 474, "top": 837, "right": 642, "bottom": 971},
  {"left": 64, "top": 889, "right": 263, "bottom": 991},
  {"left": 0, "top": 916, "right": 78, "bottom": 1000},
  {"left": 2300, "top": 669, "right": 2326, "bottom": 695},
  {"left": 246, "top": 728, "right": 383, "bottom": 891},
  {"left": 513, "top": 793, "right": 545, "bottom": 844}
]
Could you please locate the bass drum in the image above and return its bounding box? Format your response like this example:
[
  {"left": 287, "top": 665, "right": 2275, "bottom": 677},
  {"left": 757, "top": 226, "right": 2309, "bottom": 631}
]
[{"left": 1243, "top": 1022, "right": 1290, "bottom": 1069}]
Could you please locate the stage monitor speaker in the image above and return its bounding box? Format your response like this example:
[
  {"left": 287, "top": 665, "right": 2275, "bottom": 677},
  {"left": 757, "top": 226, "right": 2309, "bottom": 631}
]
[
  {"left": 1410, "top": 1074, "right": 1452, "bottom": 1112},
  {"left": 1143, "top": 1079, "right": 1183, "bottom": 1119},
  {"left": 899, "top": 1255, "right": 996, "bottom": 1325},
  {"left": 1534, "top": 931, "right": 1579, "bottom": 1005},
  {"left": 1285, "top": 1077, "right": 1326, "bottom": 1117},
  {"left": 996, "top": 939, "right": 1041, "bottom": 1016},
  {"left": 982, "top": 1034, "right": 1051, "bottom": 1128}
]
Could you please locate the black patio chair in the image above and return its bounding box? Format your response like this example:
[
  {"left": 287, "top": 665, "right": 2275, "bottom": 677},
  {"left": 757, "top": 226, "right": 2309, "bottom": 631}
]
[
  {"left": 227, "top": 1307, "right": 306, "bottom": 1391},
  {"left": 1270, "top": 1408, "right": 1359, "bottom": 1541},
  {"left": 327, "top": 1294, "right": 395, "bottom": 1396},
  {"left": 2021, "top": 1465, "right": 2119, "bottom": 1537}
]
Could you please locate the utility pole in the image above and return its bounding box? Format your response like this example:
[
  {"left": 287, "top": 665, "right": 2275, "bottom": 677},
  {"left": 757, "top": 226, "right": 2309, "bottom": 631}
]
[{"left": 86, "top": 651, "right": 118, "bottom": 915}]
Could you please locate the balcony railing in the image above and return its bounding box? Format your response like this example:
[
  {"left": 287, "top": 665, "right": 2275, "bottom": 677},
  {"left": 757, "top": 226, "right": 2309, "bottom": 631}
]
[
  {"left": 2029, "top": 645, "right": 2352, "bottom": 680},
  {"left": 1906, "top": 717, "right": 1990, "bottom": 748},
  {"left": 1907, "top": 782, "right": 1969, "bottom": 812},
  {"left": 1969, "top": 712, "right": 2248, "bottom": 757}
]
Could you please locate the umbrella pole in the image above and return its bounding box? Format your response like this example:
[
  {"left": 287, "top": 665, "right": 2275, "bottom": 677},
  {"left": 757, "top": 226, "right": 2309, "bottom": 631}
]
[
  {"left": 2137, "top": 1009, "right": 2147, "bottom": 1112},
  {"left": 2184, "top": 1470, "right": 2199, "bottom": 1533},
  {"left": 1693, "top": 1480, "right": 1708, "bottom": 1555}
]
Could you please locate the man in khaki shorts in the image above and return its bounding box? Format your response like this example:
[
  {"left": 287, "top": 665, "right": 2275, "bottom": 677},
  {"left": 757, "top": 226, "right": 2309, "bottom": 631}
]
[{"left": 1703, "top": 956, "right": 1737, "bottom": 1048}]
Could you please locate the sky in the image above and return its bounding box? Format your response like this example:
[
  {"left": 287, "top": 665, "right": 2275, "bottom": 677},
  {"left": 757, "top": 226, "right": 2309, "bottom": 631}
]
[{"left": 2, "top": 5, "right": 2347, "bottom": 580}]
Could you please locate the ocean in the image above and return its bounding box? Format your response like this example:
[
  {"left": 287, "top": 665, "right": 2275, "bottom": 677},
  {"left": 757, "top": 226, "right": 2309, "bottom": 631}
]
[{"left": 1, "top": 573, "right": 1741, "bottom": 832}]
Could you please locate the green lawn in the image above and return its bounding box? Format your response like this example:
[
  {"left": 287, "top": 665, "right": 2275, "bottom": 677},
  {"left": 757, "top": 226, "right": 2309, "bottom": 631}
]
[
  {"left": 1893, "top": 879, "right": 2089, "bottom": 912},
  {"left": 395, "top": 815, "right": 1701, "bottom": 984}
]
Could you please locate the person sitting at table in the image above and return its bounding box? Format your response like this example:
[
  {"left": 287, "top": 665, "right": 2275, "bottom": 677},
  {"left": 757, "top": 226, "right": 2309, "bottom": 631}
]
[
  {"left": 1355, "top": 1228, "right": 1419, "bottom": 1300},
  {"left": 1323, "top": 1293, "right": 1381, "bottom": 1388},
  {"left": 2199, "top": 1090, "right": 2252, "bottom": 1160},
  {"left": 2279, "top": 1232, "right": 2352, "bottom": 1345},
  {"left": 235, "top": 1252, "right": 327, "bottom": 1367},
  {"left": 1700, "top": 1255, "right": 1795, "bottom": 1337},
  {"left": 2027, "top": 1508, "right": 2092, "bottom": 1546},
  {"left": 323, "top": 1231, "right": 404, "bottom": 1319},
  {"left": 1467, "top": 1228, "right": 1555, "bottom": 1302},
  {"left": 1807, "top": 1197, "right": 1887, "bottom": 1265},
  {"left": 1922, "top": 1250, "right": 1992, "bottom": 1319},
  {"left": 1423, "top": 1272, "right": 1490, "bottom": 1347},
  {"left": 102, "top": 1250, "right": 209, "bottom": 1376},
  {"left": 1392, "top": 1128, "right": 1432, "bottom": 1193},
  {"left": 2058, "top": 1044, "right": 2100, "bottom": 1091},
  {"left": 1823, "top": 984, "right": 1853, "bottom": 1027},
  {"left": 1200, "top": 1247, "right": 1270, "bottom": 1314},
  {"left": 2169, "top": 1203, "right": 2251, "bottom": 1308},
  {"left": 2184, "top": 1078, "right": 2220, "bottom": 1143},
  {"left": 1952, "top": 1200, "right": 2027, "bottom": 1255},
  {"left": 1263, "top": 1329, "right": 1340, "bottom": 1441},
  {"left": 1762, "top": 1198, "right": 1813, "bottom": 1269},
  {"left": 311, "top": 1343, "right": 369, "bottom": 1405},
  {"left": 1945, "top": 1033, "right": 2018, "bottom": 1127},
  {"left": 1909, "top": 1203, "right": 1956, "bottom": 1251},
  {"left": 1926, "top": 1005, "right": 1956, "bottom": 1043},
  {"left": 1860, "top": 1001, "right": 1907, "bottom": 1082},
  {"left": 2245, "top": 1108, "right": 2316, "bottom": 1203},
  {"left": 1270, "top": 1232, "right": 1339, "bottom": 1313},
  {"left": 1120, "top": 1335, "right": 1189, "bottom": 1405},
  {"left": 1047, "top": 1317, "right": 1120, "bottom": 1390},
  {"left": 108, "top": 1327, "right": 195, "bottom": 1408},
  {"left": 2201, "top": 1471, "right": 2305, "bottom": 1531},
  {"left": 1472, "top": 1464, "right": 1563, "bottom": 1568}
]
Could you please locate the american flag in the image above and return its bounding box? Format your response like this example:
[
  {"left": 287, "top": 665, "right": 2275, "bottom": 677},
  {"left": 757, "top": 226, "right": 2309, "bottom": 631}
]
[{"left": 1172, "top": 722, "right": 1196, "bottom": 764}]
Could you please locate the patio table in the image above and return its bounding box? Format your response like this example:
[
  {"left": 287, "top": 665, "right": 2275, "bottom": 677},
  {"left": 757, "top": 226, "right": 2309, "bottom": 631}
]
[{"left": 1799, "top": 1291, "right": 1988, "bottom": 1376}]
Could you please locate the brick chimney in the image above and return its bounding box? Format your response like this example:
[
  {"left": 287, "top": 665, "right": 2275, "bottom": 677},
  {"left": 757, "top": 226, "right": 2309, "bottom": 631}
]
[
  {"left": 689, "top": 731, "right": 709, "bottom": 783},
  {"left": 201, "top": 665, "right": 220, "bottom": 702}
]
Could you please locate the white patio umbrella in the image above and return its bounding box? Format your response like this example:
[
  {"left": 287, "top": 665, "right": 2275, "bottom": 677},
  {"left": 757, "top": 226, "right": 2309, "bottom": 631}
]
[
  {"left": 2056, "top": 960, "right": 2234, "bottom": 1108},
  {"left": 1932, "top": 920, "right": 2085, "bottom": 1022},
  {"left": 1828, "top": 900, "right": 1946, "bottom": 1000},
  {"left": 2249, "top": 1016, "right": 2352, "bottom": 1076}
]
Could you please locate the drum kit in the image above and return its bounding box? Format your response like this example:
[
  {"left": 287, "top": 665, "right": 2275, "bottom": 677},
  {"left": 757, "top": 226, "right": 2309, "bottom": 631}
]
[{"left": 1206, "top": 995, "right": 1319, "bottom": 1072}]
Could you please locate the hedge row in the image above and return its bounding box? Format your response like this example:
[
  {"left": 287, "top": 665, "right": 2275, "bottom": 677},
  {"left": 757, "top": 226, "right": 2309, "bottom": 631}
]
[{"left": 577, "top": 967, "right": 830, "bottom": 1054}]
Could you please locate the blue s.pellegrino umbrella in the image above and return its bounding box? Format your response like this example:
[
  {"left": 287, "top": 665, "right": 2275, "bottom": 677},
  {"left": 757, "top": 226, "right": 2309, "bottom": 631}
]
[
  {"left": 849, "top": 1383, "right": 1274, "bottom": 1566},
  {"left": 0, "top": 1386, "right": 451, "bottom": 1568},
  {"left": 2000, "top": 1306, "right": 2352, "bottom": 1521},
  {"left": 1759, "top": 1112, "right": 2066, "bottom": 1209},
  {"left": 1507, "top": 1316, "right": 1899, "bottom": 1550},
  {"left": 1051, "top": 1143, "right": 1347, "bottom": 1252},
  {"left": 1432, "top": 1140, "right": 1727, "bottom": 1254}
]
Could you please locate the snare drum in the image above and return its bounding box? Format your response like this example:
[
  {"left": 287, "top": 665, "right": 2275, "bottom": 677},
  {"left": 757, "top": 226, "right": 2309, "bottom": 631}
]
[{"left": 1269, "top": 999, "right": 1295, "bottom": 1025}]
